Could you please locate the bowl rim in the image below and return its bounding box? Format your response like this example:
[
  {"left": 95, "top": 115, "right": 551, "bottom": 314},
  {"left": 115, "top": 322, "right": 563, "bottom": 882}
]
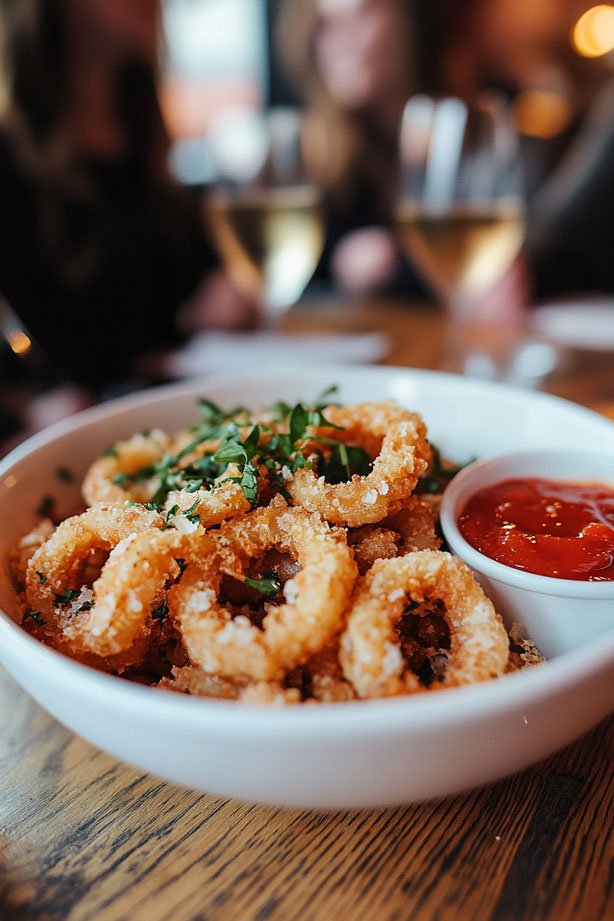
[
  {"left": 440, "top": 449, "right": 614, "bottom": 597},
  {"left": 1, "top": 367, "right": 614, "bottom": 737},
  {"left": 2, "top": 364, "right": 614, "bottom": 476}
]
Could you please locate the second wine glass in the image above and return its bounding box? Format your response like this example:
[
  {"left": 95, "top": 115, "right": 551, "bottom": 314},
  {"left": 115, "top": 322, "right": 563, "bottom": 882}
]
[
  {"left": 205, "top": 108, "right": 325, "bottom": 324},
  {"left": 395, "top": 95, "right": 532, "bottom": 380}
]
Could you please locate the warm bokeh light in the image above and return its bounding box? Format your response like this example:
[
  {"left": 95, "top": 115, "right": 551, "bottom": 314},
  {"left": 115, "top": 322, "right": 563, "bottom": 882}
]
[
  {"left": 572, "top": 4, "right": 614, "bottom": 58},
  {"left": 7, "top": 330, "right": 32, "bottom": 356},
  {"left": 511, "top": 89, "right": 572, "bottom": 138}
]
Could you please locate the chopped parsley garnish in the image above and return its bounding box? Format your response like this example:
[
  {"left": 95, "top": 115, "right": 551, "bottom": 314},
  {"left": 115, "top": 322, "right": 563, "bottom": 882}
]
[
  {"left": 36, "top": 495, "right": 55, "bottom": 518},
  {"left": 151, "top": 603, "right": 169, "bottom": 623},
  {"left": 103, "top": 445, "right": 117, "bottom": 458},
  {"left": 22, "top": 610, "right": 45, "bottom": 626},
  {"left": 36, "top": 571, "right": 47, "bottom": 584},
  {"left": 244, "top": 573, "right": 282, "bottom": 599},
  {"left": 315, "top": 443, "right": 372, "bottom": 485},
  {"left": 54, "top": 589, "right": 80, "bottom": 606},
  {"left": 107, "top": 388, "right": 368, "bottom": 512},
  {"left": 162, "top": 504, "right": 180, "bottom": 529}
]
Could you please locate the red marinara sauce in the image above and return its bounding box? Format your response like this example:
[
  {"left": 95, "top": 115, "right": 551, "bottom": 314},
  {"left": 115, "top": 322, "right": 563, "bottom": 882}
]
[{"left": 458, "top": 477, "right": 614, "bottom": 581}]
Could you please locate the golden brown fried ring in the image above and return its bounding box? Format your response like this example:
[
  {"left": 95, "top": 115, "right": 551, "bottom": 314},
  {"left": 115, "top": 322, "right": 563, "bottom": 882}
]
[
  {"left": 25, "top": 503, "right": 164, "bottom": 619},
  {"left": 287, "top": 401, "right": 431, "bottom": 527},
  {"left": 168, "top": 503, "right": 357, "bottom": 682},
  {"left": 62, "top": 528, "right": 190, "bottom": 657},
  {"left": 340, "top": 550, "right": 509, "bottom": 698}
]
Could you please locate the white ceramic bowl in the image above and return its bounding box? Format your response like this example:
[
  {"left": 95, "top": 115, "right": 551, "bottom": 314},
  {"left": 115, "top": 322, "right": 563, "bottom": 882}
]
[
  {"left": 1, "top": 367, "right": 614, "bottom": 809},
  {"left": 440, "top": 451, "right": 614, "bottom": 658}
]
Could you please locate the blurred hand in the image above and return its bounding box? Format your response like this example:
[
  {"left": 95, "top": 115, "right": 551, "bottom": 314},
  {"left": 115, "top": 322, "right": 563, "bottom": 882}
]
[
  {"left": 331, "top": 227, "right": 400, "bottom": 294},
  {"left": 177, "top": 269, "right": 261, "bottom": 333}
]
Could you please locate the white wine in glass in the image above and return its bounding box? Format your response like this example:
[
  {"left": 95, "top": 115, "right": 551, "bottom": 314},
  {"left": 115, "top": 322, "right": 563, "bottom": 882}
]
[
  {"left": 396, "top": 95, "right": 524, "bottom": 311},
  {"left": 206, "top": 109, "right": 324, "bottom": 321},
  {"left": 206, "top": 184, "right": 324, "bottom": 316},
  {"left": 395, "top": 199, "right": 524, "bottom": 300}
]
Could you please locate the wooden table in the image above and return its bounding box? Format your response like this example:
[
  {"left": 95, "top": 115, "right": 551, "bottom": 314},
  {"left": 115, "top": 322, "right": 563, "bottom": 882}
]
[{"left": 2, "top": 302, "right": 613, "bottom": 921}]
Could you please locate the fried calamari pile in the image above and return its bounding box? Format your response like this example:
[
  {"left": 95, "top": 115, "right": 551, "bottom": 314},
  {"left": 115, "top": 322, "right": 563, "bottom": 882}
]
[{"left": 11, "top": 393, "right": 541, "bottom": 704}]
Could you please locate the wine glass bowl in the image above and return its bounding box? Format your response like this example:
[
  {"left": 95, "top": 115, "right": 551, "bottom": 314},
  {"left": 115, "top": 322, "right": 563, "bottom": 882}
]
[
  {"left": 394, "top": 94, "right": 536, "bottom": 382},
  {"left": 205, "top": 109, "right": 325, "bottom": 321}
]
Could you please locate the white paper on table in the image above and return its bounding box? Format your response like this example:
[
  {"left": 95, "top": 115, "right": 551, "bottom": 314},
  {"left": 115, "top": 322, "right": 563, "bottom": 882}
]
[
  {"left": 166, "top": 330, "right": 391, "bottom": 379},
  {"left": 530, "top": 297, "right": 614, "bottom": 351}
]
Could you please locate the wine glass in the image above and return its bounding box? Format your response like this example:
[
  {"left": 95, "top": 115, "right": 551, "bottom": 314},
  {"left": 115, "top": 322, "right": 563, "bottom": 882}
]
[
  {"left": 205, "top": 108, "right": 325, "bottom": 324},
  {"left": 395, "top": 95, "right": 548, "bottom": 383}
]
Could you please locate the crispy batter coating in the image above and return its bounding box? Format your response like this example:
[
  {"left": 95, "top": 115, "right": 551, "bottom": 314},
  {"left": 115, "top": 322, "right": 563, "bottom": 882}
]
[
  {"left": 340, "top": 551, "right": 509, "bottom": 698},
  {"left": 348, "top": 496, "right": 441, "bottom": 574},
  {"left": 25, "top": 503, "right": 164, "bottom": 620},
  {"left": 169, "top": 503, "right": 357, "bottom": 682},
  {"left": 287, "top": 402, "right": 431, "bottom": 527},
  {"left": 14, "top": 397, "right": 541, "bottom": 703},
  {"left": 62, "top": 528, "right": 190, "bottom": 658}
]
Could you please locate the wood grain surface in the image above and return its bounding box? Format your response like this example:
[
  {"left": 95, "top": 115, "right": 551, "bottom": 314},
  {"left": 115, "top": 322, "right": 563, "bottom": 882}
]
[
  {"left": 1, "top": 661, "right": 612, "bottom": 921},
  {"left": 1, "top": 302, "right": 613, "bottom": 921}
]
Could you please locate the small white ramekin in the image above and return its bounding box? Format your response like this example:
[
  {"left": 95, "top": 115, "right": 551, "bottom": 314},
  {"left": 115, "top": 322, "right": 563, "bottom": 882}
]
[{"left": 440, "top": 450, "right": 614, "bottom": 658}]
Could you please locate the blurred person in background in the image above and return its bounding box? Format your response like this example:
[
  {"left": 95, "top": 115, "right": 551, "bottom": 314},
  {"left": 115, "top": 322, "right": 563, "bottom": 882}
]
[
  {"left": 276, "top": 0, "right": 613, "bottom": 304},
  {"left": 0, "top": 0, "right": 256, "bottom": 447},
  {"left": 277, "top": 0, "right": 426, "bottom": 298}
]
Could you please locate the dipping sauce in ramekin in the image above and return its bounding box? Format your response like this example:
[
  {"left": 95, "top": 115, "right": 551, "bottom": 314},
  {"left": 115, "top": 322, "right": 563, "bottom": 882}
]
[
  {"left": 458, "top": 477, "right": 614, "bottom": 581},
  {"left": 440, "top": 451, "right": 614, "bottom": 657}
]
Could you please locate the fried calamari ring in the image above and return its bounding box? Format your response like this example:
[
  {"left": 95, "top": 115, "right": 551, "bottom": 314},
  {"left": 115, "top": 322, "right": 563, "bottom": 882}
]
[
  {"left": 82, "top": 430, "right": 170, "bottom": 505},
  {"left": 168, "top": 503, "right": 357, "bottom": 681},
  {"left": 25, "top": 503, "right": 164, "bottom": 619},
  {"left": 340, "top": 550, "right": 509, "bottom": 698},
  {"left": 287, "top": 401, "right": 431, "bottom": 527},
  {"left": 62, "top": 528, "right": 191, "bottom": 657}
]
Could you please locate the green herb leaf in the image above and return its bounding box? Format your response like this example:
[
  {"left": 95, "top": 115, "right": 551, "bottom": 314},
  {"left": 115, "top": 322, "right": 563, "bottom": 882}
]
[
  {"left": 22, "top": 610, "right": 45, "bottom": 626},
  {"left": 103, "top": 445, "right": 117, "bottom": 458},
  {"left": 161, "top": 504, "right": 180, "bottom": 529},
  {"left": 36, "top": 571, "right": 47, "bottom": 584},
  {"left": 213, "top": 440, "right": 247, "bottom": 465},
  {"left": 242, "top": 424, "right": 261, "bottom": 459},
  {"left": 244, "top": 572, "right": 282, "bottom": 599},
  {"left": 289, "top": 403, "right": 309, "bottom": 445},
  {"left": 240, "top": 461, "right": 259, "bottom": 508},
  {"left": 151, "top": 602, "right": 169, "bottom": 623},
  {"left": 54, "top": 589, "right": 80, "bottom": 606},
  {"left": 314, "top": 383, "right": 340, "bottom": 409}
]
